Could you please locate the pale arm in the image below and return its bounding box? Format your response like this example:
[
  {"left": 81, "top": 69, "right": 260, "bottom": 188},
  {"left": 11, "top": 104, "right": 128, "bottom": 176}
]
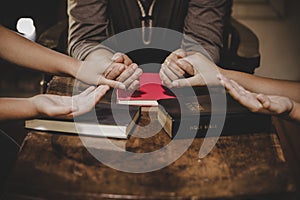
[
  {"left": 0, "top": 25, "right": 79, "bottom": 77},
  {"left": 0, "top": 85, "right": 109, "bottom": 121},
  {"left": 220, "top": 68, "right": 300, "bottom": 103},
  {"left": 0, "top": 26, "right": 127, "bottom": 88},
  {"left": 219, "top": 74, "right": 300, "bottom": 123},
  {"left": 168, "top": 52, "right": 300, "bottom": 103}
]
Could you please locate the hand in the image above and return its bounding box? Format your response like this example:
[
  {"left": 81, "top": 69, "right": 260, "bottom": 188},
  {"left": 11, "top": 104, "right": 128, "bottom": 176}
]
[
  {"left": 109, "top": 53, "right": 143, "bottom": 91},
  {"left": 77, "top": 52, "right": 142, "bottom": 90},
  {"left": 160, "top": 51, "right": 220, "bottom": 88},
  {"left": 218, "top": 74, "right": 294, "bottom": 117},
  {"left": 30, "top": 85, "right": 109, "bottom": 119},
  {"left": 115, "top": 63, "right": 143, "bottom": 91},
  {"left": 159, "top": 49, "right": 190, "bottom": 88}
]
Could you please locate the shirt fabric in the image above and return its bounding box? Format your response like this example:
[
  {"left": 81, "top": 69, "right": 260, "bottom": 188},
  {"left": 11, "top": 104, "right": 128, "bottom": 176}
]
[{"left": 68, "top": 0, "right": 232, "bottom": 63}]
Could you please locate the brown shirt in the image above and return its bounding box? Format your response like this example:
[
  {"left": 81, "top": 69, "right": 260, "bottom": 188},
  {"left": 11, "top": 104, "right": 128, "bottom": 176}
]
[{"left": 68, "top": 0, "right": 232, "bottom": 63}]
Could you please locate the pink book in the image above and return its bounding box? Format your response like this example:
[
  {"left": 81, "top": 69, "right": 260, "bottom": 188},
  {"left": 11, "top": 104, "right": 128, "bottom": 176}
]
[{"left": 117, "top": 73, "right": 176, "bottom": 106}]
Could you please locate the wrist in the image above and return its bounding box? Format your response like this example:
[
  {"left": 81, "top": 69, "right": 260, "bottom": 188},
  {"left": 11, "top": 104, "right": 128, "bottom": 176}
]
[
  {"left": 28, "top": 96, "right": 42, "bottom": 118},
  {"left": 218, "top": 67, "right": 228, "bottom": 77},
  {"left": 68, "top": 59, "right": 82, "bottom": 79}
]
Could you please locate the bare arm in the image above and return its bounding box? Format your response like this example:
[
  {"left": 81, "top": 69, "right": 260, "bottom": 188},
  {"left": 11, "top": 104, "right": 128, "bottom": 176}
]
[
  {"left": 67, "top": 0, "right": 142, "bottom": 90},
  {"left": 219, "top": 74, "right": 300, "bottom": 123},
  {"left": 0, "top": 25, "right": 79, "bottom": 77},
  {"left": 0, "top": 85, "right": 109, "bottom": 121},
  {"left": 166, "top": 52, "right": 300, "bottom": 103},
  {"left": 0, "top": 25, "right": 128, "bottom": 88},
  {"left": 221, "top": 68, "right": 300, "bottom": 103}
]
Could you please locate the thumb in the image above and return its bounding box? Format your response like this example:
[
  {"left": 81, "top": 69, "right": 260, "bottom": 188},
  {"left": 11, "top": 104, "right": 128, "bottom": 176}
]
[
  {"left": 100, "top": 78, "right": 126, "bottom": 89},
  {"left": 174, "top": 49, "right": 186, "bottom": 58},
  {"left": 112, "top": 53, "right": 124, "bottom": 63},
  {"left": 171, "top": 77, "right": 198, "bottom": 88}
]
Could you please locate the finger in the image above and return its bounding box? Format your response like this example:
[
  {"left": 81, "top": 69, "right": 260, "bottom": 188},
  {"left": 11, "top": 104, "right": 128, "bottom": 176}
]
[
  {"left": 79, "top": 86, "right": 96, "bottom": 97},
  {"left": 122, "top": 68, "right": 143, "bottom": 87},
  {"left": 257, "top": 94, "right": 271, "bottom": 109},
  {"left": 127, "top": 80, "right": 140, "bottom": 91},
  {"left": 171, "top": 77, "right": 197, "bottom": 88},
  {"left": 229, "top": 80, "right": 246, "bottom": 96},
  {"left": 112, "top": 53, "right": 133, "bottom": 66},
  {"left": 176, "top": 59, "right": 194, "bottom": 75},
  {"left": 122, "top": 54, "right": 133, "bottom": 66},
  {"left": 230, "top": 80, "right": 247, "bottom": 92},
  {"left": 167, "top": 61, "right": 185, "bottom": 78},
  {"left": 219, "top": 78, "right": 231, "bottom": 91},
  {"left": 165, "top": 53, "right": 177, "bottom": 62},
  {"left": 222, "top": 80, "right": 243, "bottom": 101},
  {"left": 99, "top": 77, "right": 125, "bottom": 89},
  {"left": 116, "top": 63, "right": 138, "bottom": 82},
  {"left": 159, "top": 70, "right": 173, "bottom": 88},
  {"left": 93, "top": 85, "right": 110, "bottom": 103},
  {"left": 105, "top": 63, "right": 126, "bottom": 80},
  {"left": 173, "top": 49, "right": 186, "bottom": 58},
  {"left": 111, "top": 52, "right": 123, "bottom": 62},
  {"left": 161, "top": 64, "right": 179, "bottom": 81}
]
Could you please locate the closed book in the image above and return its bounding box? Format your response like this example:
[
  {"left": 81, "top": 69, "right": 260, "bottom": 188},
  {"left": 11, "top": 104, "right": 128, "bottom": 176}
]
[
  {"left": 157, "top": 95, "right": 271, "bottom": 138},
  {"left": 117, "top": 73, "right": 176, "bottom": 106},
  {"left": 25, "top": 103, "right": 141, "bottom": 139}
]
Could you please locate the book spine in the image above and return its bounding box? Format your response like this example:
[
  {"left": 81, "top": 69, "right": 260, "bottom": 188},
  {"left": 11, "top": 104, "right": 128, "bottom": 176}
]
[{"left": 170, "top": 114, "right": 271, "bottom": 138}]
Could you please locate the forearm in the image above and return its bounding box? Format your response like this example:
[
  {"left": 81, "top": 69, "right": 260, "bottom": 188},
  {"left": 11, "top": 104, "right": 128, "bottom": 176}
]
[
  {"left": 68, "top": 0, "right": 110, "bottom": 60},
  {"left": 221, "top": 68, "right": 300, "bottom": 102},
  {"left": 182, "top": 0, "right": 232, "bottom": 63},
  {"left": 0, "top": 26, "right": 80, "bottom": 77},
  {"left": 0, "top": 98, "right": 38, "bottom": 121}
]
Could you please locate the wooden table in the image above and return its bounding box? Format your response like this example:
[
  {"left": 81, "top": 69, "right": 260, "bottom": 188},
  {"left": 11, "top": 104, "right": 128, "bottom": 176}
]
[{"left": 2, "top": 77, "right": 298, "bottom": 199}]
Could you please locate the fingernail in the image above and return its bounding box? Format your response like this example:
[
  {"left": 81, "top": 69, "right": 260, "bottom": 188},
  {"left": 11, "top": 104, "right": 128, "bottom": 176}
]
[{"left": 172, "top": 81, "right": 178, "bottom": 87}]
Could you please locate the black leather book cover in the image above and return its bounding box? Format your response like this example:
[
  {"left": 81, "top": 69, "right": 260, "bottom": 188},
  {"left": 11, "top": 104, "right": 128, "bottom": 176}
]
[{"left": 157, "top": 94, "right": 271, "bottom": 138}]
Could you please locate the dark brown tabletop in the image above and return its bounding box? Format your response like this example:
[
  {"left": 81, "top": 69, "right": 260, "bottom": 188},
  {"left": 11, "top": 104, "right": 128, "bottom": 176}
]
[{"left": 3, "top": 77, "right": 297, "bottom": 200}]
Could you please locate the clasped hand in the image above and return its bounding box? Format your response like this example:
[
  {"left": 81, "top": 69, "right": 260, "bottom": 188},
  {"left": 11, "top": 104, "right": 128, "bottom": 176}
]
[
  {"left": 159, "top": 49, "right": 221, "bottom": 88},
  {"left": 77, "top": 52, "right": 142, "bottom": 91}
]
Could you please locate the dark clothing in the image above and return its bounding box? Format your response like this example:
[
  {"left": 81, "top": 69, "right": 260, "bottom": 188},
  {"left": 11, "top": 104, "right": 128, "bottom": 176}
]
[{"left": 68, "top": 0, "right": 232, "bottom": 63}]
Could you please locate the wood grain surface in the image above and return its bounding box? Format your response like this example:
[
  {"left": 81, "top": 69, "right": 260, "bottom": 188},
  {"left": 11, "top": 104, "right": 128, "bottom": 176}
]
[{"left": 3, "top": 77, "right": 296, "bottom": 200}]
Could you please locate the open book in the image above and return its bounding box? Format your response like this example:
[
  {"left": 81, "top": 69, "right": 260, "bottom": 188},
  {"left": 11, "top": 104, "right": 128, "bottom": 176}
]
[{"left": 25, "top": 103, "right": 141, "bottom": 139}]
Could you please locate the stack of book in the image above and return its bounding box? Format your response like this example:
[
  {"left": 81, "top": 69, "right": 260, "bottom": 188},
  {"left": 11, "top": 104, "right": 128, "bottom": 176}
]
[
  {"left": 26, "top": 73, "right": 271, "bottom": 139},
  {"left": 26, "top": 103, "right": 141, "bottom": 139}
]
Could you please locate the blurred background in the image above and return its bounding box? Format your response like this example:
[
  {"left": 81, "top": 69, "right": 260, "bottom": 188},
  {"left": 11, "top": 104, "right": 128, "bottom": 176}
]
[{"left": 233, "top": 0, "right": 300, "bottom": 81}]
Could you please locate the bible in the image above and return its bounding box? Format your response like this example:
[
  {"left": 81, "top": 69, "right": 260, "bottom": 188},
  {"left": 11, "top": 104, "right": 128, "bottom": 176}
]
[
  {"left": 157, "top": 94, "right": 271, "bottom": 138},
  {"left": 117, "top": 73, "right": 176, "bottom": 106},
  {"left": 25, "top": 103, "right": 141, "bottom": 139}
]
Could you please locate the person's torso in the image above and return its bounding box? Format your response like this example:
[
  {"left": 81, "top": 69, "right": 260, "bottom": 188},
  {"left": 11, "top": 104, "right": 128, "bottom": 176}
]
[{"left": 107, "top": 0, "right": 189, "bottom": 34}]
